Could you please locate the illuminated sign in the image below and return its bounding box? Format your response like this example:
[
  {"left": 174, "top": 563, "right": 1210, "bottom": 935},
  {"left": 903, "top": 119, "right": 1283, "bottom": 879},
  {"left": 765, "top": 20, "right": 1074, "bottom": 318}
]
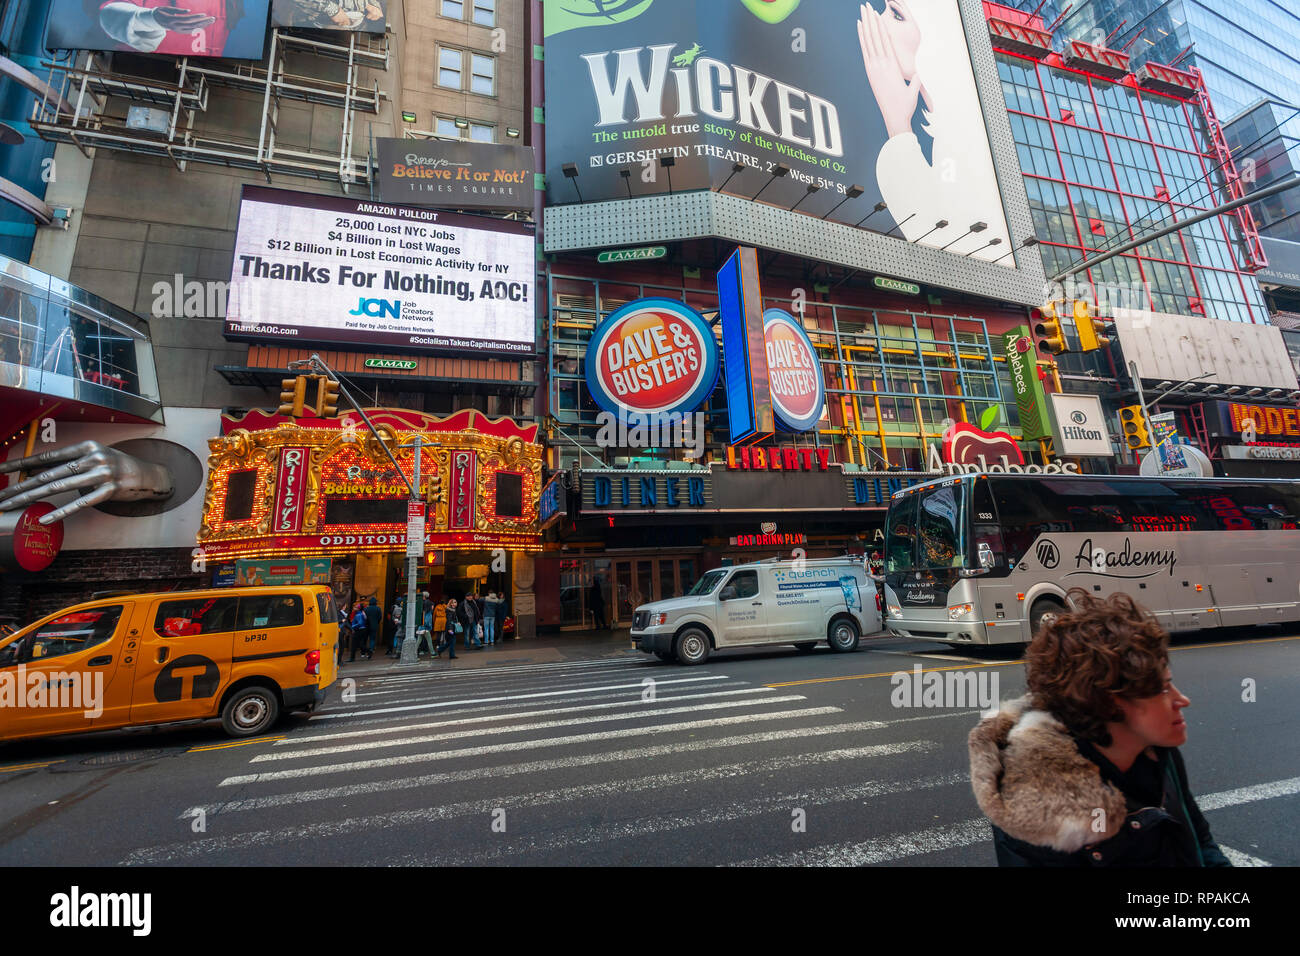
[
  {"left": 873, "top": 277, "right": 920, "bottom": 296},
  {"left": 730, "top": 532, "right": 807, "bottom": 547},
  {"left": 272, "top": 447, "right": 309, "bottom": 533},
  {"left": 1224, "top": 402, "right": 1300, "bottom": 443},
  {"left": 763, "top": 309, "right": 824, "bottom": 432},
  {"left": 365, "top": 359, "right": 419, "bottom": 370},
  {"left": 1003, "top": 326, "right": 1051, "bottom": 441},
  {"left": 725, "top": 446, "right": 831, "bottom": 471},
  {"left": 597, "top": 247, "right": 667, "bottom": 264},
  {"left": 0, "top": 502, "right": 63, "bottom": 573},
  {"left": 718, "top": 248, "right": 773, "bottom": 445},
  {"left": 942, "top": 422, "right": 1026, "bottom": 467},
  {"left": 581, "top": 470, "right": 711, "bottom": 512},
  {"left": 584, "top": 298, "right": 720, "bottom": 425}
]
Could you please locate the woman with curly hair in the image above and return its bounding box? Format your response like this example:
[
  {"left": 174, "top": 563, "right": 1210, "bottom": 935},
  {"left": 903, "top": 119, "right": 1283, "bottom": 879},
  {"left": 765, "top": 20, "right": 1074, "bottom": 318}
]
[{"left": 968, "top": 590, "right": 1230, "bottom": 866}]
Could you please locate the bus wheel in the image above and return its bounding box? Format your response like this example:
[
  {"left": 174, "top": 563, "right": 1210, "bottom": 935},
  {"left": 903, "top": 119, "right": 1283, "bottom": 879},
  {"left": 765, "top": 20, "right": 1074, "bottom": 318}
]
[
  {"left": 674, "top": 628, "right": 711, "bottom": 665},
  {"left": 827, "top": 618, "right": 860, "bottom": 652},
  {"left": 794, "top": 642, "right": 817, "bottom": 653},
  {"left": 1029, "top": 599, "right": 1065, "bottom": 637},
  {"left": 221, "top": 685, "right": 280, "bottom": 738}
]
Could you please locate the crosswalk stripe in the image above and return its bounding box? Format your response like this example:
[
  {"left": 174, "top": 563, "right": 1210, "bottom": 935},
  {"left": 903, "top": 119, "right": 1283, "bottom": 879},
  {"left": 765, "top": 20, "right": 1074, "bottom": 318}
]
[
  {"left": 222, "top": 710, "right": 850, "bottom": 785},
  {"left": 309, "top": 681, "right": 756, "bottom": 730},
  {"left": 151, "top": 759, "right": 952, "bottom": 863},
  {"left": 390, "top": 771, "right": 971, "bottom": 867},
  {"left": 355, "top": 668, "right": 679, "bottom": 701},
  {"left": 279, "top": 687, "right": 779, "bottom": 745},
  {"left": 1198, "top": 776, "right": 1300, "bottom": 811},
  {"left": 735, "top": 818, "right": 992, "bottom": 866},
  {"left": 1219, "top": 845, "right": 1272, "bottom": 866},
  {"left": 359, "top": 657, "right": 645, "bottom": 684},
  {"left": 259, "top": 695, "right": 810, "bottom": 760},
  {"left": 359, "top": 659, "right": 652, "bottom": 688},
  {"left": 186, "top": 738, "right": 937, "bottom": 819},
  {"left": 311, "top": 674, "right": 731, "bottom": 720}
]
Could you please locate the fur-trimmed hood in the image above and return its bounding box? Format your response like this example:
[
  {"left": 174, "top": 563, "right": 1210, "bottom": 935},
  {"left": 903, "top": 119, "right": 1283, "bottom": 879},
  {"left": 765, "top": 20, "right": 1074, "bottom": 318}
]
[{"left": 968, "top": 697, "right": 1128, "bottom": 853}]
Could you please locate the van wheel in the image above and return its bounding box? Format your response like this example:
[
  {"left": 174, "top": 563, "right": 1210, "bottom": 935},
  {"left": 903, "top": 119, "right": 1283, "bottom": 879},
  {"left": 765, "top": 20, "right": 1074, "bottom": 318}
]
[
  {"left": 221, "top": 685, "right": 280, "bottom": 738},
  {"left": 674, "top": 628, "right": 711, "bottom": 666},
  {"left": 794, "top": 642, "right": 817, "bottom": 653},
  {"left": 1029, "top": 599, "right": 1065, "bottom": 638},
  {"left": 654, "top": 650, "right": 676, "bottom": 662},
  {"left": 827, "top": 618, "right": 860, "bottom": 652}
]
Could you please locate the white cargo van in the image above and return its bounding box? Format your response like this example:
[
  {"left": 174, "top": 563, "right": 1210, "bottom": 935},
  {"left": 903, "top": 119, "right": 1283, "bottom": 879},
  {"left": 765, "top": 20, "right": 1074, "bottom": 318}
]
[{"left": 631, "top": 557, "right": 881, "bottom": 665}]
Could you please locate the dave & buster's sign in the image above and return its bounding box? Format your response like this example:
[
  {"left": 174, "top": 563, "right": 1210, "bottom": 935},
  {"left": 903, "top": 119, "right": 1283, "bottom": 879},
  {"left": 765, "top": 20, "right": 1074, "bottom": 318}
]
[{"left": 585, "top": 299, "right": 720, "bottom": 424}]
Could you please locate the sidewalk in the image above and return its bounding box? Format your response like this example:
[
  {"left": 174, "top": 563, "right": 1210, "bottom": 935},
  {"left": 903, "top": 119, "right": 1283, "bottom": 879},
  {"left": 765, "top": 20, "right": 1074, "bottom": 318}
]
[{"left": 335, "top": 628, "right": 640, "bottom": 678}]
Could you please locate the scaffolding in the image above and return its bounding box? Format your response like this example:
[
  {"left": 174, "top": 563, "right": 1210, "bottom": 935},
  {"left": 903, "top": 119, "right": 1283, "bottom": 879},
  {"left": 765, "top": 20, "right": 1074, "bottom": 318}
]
[{"left": 28, "top": 29, "right": 389, "bottom": 189}]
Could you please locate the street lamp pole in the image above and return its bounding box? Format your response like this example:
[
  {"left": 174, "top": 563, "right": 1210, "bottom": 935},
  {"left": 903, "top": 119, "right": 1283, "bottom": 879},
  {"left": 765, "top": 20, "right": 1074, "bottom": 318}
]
[{"left": 400, "top": 436, "right": 423, "bottom": 665}]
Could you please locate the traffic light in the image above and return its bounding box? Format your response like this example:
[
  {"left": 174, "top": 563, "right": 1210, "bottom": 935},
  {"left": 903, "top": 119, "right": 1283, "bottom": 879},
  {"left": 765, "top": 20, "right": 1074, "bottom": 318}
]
[
  {"left": 1034, "top": 302, "right": 1069, "bottom": 355},
  {"left": 277, "top": 376, "right": 307, "bottom": 417},
  {"left": 315, "top": 376, "right": 341, "bottom": 417},
  {"left": 428, "top": 472, "right": 444, "bottom": 506},
  {"left": 1119, "top": 404, "right": 1151, "bottom": 450},
  {"left": 1073, "top": 300, "right": 1111, "bottom": 352}
]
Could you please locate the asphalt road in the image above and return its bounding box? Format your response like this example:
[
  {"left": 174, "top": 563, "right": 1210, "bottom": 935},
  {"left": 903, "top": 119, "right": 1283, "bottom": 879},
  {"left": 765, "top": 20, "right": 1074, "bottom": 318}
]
[{"left": 1, "top": 629, "right": 1296, "bottom": 866}]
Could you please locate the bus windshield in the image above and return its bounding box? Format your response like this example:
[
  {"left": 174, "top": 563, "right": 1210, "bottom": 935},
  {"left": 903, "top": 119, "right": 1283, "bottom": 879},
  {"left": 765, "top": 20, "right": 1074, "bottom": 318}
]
[{"left": 885, "top": 481, "right": 969, "bottom": 572}]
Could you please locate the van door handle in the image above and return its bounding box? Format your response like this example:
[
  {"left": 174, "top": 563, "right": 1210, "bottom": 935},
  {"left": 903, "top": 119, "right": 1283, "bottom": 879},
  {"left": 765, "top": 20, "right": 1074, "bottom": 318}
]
[
  {"left": 751, "top": 601, "right": 763, "bottom": 606},
  {"left": 88, "top": 656, "right": 112, "bottom": 667},
  {"left": 156, "top": 647, "right": 169, "bottom": 664}
]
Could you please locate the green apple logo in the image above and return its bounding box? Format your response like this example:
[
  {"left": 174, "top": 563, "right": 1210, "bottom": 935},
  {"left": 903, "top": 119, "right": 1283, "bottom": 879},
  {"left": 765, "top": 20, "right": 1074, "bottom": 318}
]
[{"left": 740, "top": 0, "right": 802, "bottom": 23}]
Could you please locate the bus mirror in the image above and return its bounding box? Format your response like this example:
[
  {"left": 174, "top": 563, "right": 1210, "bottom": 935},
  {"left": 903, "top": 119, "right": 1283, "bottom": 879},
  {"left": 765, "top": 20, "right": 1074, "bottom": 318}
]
[{"left": 978, "top": 543, "right": 995, "bottom": 570}]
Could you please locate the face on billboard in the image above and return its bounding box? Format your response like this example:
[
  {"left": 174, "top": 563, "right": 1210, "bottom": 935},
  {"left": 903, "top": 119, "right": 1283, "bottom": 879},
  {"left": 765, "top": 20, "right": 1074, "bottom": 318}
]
[
  {"left": 585, "top": 299, "right": 720, "bottom": 421},
  {"left": 46, "top": 0, "right": 271, "bottom": 59},
  {"left": 763, "top": 309, "right": 824, "bottom": 431},
  {"left": 224, "top": 187, "right": 536, "bottom": 356},
  {"left": 544, "top": 0, "right": 1013, "bottom": 264}
]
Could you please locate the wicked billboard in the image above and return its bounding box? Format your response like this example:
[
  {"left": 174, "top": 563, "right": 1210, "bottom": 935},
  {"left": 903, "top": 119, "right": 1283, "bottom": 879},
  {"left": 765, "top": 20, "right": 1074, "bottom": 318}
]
[{"left": 543, "top": 0, "right": 1012, "bottom": 262}]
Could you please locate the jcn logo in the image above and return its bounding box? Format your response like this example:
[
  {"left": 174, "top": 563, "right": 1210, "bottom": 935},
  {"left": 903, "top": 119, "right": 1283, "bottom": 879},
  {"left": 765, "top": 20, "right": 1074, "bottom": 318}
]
[{"left": 349, "top": 298, "right": 401, "bottom": 318}]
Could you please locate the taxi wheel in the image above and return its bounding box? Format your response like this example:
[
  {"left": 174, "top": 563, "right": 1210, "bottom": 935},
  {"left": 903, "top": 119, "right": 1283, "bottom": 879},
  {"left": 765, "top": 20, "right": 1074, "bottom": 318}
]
[
  {"left": 221, "top": 685, "right": 281, "bottom": 738},
  {"left": 827, "top": 618, "right": 860, "bottom": 653},
  {"left": 673, "top": 628, "right": 711, "bottom": 666}
]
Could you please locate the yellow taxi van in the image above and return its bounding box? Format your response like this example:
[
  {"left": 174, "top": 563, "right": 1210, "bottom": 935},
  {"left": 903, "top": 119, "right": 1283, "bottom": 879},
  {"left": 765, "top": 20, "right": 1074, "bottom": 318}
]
[{"left": 0, "top": 585, "right": 339, "bottom": 743}]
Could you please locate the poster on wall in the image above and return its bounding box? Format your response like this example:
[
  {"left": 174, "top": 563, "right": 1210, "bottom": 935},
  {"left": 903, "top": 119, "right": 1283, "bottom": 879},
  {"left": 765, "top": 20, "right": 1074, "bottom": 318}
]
[
  {"left": 543, "top": 0, "right": 1012, "bottom": 262},
  {"left": 224, "top": 186, "right": 536, "bottom": 356},
  {"left": 271, "top": 0, "right": 386, "bottom": 32},
  {"left": 45, "top": 0, "right": 271, "bottom": 58}
]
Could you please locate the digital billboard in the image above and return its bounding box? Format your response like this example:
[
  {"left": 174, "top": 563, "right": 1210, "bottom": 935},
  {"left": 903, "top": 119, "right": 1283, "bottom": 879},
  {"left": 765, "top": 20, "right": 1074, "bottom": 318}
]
[
  {"left": 271, "top": 0, "right": 385, "bottom": 33},
  {"left": 543, "top": 0, "right": 1012, "bottom": 262},
  {"left": 46, "top": 0, "right": 271, "bottom": 58},
  {"left": 224, "top": 186, "right": 536, "bottom": 356}
]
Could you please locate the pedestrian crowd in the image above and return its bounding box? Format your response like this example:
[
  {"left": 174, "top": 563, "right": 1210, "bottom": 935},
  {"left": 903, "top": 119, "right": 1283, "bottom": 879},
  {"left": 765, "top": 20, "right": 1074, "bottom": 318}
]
[{"left": 338, "top": 589, "right": 509, "bottom": 665}]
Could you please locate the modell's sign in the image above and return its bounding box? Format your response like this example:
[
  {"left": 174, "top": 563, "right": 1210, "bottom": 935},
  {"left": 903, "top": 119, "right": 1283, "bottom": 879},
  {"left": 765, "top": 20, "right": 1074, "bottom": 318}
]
[
  {"left": 585, "top": 298, "right": 720, "bottom": 425},
  {"left": 376, "top": 140, "right": 535, "bottom": 212}
]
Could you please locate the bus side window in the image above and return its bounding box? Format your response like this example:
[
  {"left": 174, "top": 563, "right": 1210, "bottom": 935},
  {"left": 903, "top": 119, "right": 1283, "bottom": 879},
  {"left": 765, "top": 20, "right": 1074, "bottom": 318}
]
[{"left": 971, "top": 481, "right": 1006, "bottom": 570}]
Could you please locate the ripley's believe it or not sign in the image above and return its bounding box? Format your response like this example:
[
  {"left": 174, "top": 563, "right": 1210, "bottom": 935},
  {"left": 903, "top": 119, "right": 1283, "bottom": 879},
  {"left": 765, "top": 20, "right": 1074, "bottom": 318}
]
[{"left": 197, "top": 409, "right": 544, "bottom": 559}]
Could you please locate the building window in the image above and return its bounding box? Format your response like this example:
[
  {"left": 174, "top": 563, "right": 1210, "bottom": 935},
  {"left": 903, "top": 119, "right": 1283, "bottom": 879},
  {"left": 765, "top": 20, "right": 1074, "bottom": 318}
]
[
  {"left": 437, "top": 47, "right": 462, "bottom": 89},
  {"left": 471, "top": 53, "right": 495, "bottom": 96},
  {"left": 435, "top": 116, "right": 460, "bottom": 139},
  {"left": 441, "top": 0, "right": 464, "bottom": 17},
  {"left": 473, "top": 0, "right": 495, "bottom": 27},
  {"left": 470, "top": 123, "right": 494, "bottom": 143}
]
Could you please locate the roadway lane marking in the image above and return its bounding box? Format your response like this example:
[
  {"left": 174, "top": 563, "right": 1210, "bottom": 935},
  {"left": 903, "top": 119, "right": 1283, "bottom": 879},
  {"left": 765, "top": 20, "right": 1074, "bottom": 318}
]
[
  {"left": 767, "top": 660, "right": 1023, "bottom": 688},
  {"left": 1220, "top": 846, "right": 1272, "bottom": 866},
  {"left": 1198, "top": 775, "right": 1300, "bottom": 811},
  {"left": 188, "top": 736, "right": 285, "bottom": 753},
  {"left": 0, "top": 760, "right": 62, "bottom": 773},
  {"left": 222, "top": 710, "right": 852, "bottom": 786},
  {"left": 231, "top": 707, "right": 843, "bottom": 780},
  {"left": 189, "top": 731, "right": 930, "bottom": 819},
  {"left": 736, "top": 818, "right": 992, "bottom": 866},
  {"left": 261, "top": 695, "right": 811, "bottom": 760},
  {"left": 278, "top": 687, "right": 778, "bottom": 745},
  {"left": 312, "top": 674, "right": 732, "bottom": 720},
  {"left": 147, "top": 748, "right": 945, "bottom": 863}
]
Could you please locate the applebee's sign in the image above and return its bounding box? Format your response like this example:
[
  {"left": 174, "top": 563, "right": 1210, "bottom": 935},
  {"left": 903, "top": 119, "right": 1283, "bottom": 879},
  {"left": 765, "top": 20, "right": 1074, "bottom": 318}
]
[
  {"left": 927, "top": 423, "right": 1080, "bottom": 475},
  {"left": 1004, "top": 325, "right": 1051, "bottom": 441}
]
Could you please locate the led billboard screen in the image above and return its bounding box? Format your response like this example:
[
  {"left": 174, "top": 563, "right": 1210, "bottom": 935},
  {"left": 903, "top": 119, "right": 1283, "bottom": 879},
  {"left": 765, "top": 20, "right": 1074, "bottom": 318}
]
[
  {"left": 224, "top": 186, "right": 536, "bottom": 356},
  {"left": 46, "top": 0, "right": 271, "bottom": 58}
]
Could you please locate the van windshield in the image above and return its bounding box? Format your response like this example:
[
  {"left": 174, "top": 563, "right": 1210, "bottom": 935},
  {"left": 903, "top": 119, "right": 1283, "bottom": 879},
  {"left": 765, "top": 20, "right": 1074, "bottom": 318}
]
[{"left": 687, "top": 569, "right": 729, "bottom": 596}]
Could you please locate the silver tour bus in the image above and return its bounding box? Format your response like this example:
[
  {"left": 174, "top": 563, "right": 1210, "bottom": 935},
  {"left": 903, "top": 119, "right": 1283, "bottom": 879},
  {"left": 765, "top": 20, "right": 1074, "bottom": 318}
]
[{"left": 882, "top": 473, "right": 1300, "bottom": 645}]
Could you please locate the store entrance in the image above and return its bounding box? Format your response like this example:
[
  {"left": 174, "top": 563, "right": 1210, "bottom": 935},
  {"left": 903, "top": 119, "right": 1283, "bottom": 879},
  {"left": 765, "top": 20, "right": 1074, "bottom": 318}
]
[{"left": 610, "top": 557, "right": 699, "bottom": 627}]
